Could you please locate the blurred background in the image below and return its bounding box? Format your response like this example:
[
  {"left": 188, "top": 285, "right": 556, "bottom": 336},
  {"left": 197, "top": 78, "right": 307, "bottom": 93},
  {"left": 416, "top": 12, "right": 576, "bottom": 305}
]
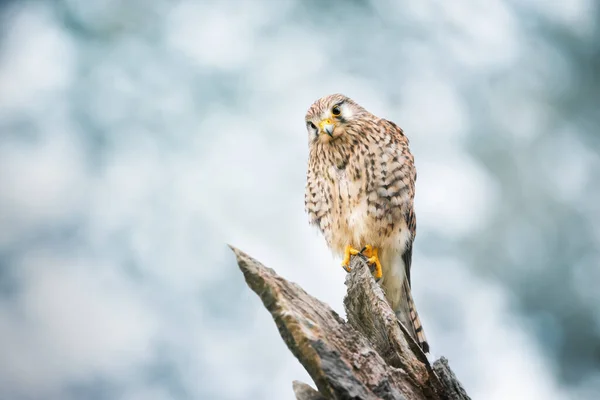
[{"left": 1, "top": 0, "right": 599, "bottom": 399}]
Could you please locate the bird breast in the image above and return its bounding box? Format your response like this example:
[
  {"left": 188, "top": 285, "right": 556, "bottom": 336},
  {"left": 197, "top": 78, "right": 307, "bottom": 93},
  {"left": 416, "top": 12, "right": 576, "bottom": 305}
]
[
  {"left": 325, "top": 163, "right": 372, "bottom": 252},
  {"left": 323, "top": 147, "right": 410, "bottom": 256}
]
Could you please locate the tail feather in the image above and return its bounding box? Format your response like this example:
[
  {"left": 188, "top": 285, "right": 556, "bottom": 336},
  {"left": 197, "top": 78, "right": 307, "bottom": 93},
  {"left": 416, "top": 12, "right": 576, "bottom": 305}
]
[{"left": 395, "top": 279, "right": 429, "bottom": 353}]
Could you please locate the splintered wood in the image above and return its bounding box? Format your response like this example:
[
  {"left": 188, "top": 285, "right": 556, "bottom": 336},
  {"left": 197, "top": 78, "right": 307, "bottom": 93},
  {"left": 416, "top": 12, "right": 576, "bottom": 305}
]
[{"left": 230, "top": 246, "right": 471, "bottom": 400}]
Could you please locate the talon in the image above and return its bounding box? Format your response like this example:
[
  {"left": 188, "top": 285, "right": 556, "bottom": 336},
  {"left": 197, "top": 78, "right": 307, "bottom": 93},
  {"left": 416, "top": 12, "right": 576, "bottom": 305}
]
[
  {"left": 362, "top": 246, "right": 382, "bottom": 281},
  {"left": 361, "top": 245, "right": 373, "bottom": 258},
  {"left": 342, "top": 244, "right": 361, "bottom": 272}
]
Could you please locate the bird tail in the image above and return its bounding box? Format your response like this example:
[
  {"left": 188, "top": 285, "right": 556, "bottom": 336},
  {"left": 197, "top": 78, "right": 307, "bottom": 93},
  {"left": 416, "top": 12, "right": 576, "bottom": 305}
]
[{"left": 396, "top": 279, "right": 429, "bottom": 353}]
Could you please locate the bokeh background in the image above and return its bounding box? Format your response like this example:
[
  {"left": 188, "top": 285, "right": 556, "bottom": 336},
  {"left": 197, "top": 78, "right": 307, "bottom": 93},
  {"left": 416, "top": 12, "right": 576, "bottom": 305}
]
[{"left": 1, "top": 0, "right": 599, "bottom": 399}]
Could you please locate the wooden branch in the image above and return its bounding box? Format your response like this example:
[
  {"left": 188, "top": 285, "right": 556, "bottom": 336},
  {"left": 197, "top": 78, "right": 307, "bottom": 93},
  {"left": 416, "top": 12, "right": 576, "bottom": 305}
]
[
  {"left": 293, "top": 381, "right": 327, "bottom": 400},
  {"left": 230, "top": 246, "right": 471, "bottom": 400}
]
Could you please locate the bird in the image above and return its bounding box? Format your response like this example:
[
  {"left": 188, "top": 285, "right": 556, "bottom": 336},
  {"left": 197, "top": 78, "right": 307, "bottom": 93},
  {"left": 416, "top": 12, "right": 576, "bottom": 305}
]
[{"left": 304, "top": 93, "right": 429, "bottom": 353}]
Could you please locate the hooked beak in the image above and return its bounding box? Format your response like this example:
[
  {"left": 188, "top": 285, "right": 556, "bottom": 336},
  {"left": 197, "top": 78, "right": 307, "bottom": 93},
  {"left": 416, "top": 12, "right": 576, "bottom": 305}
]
[{"left": 319, "top": 119, "right": 335, "bottom": 137}]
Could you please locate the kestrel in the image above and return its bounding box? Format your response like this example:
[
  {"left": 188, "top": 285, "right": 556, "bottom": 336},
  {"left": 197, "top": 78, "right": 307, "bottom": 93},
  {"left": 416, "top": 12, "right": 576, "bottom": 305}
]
[{"left": 304, "top": 94, "right": 429, "bottom": 353}]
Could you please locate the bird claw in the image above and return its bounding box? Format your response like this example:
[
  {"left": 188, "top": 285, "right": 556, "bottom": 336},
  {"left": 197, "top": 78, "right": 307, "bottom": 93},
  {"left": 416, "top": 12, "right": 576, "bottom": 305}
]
[
  {"left": 341, "top": 245, "right": 361, "bottom": 271},
  {"left": 362, "top": 245, "right": 383, "bottom": 281},
  {"left": 342, "top": 244, "right": 383, "bottom": 281}
]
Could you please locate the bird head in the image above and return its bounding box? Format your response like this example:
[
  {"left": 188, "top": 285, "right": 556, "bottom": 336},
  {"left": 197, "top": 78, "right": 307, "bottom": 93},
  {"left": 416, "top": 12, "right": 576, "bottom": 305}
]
[{"left": 305, "top": 93, "right": 367, "bottom": 144}]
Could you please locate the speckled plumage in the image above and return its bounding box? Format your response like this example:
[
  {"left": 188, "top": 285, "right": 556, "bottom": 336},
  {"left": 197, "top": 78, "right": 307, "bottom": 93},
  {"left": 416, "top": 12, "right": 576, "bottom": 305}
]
[{"left": 304, "top": 94, "right": 428, "bottom": 352}]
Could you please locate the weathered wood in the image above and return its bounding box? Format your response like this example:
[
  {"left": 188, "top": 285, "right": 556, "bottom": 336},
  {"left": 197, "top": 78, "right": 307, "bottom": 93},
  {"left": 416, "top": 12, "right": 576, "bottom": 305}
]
[
  {"left": 432, "top": 358, "right": 470, "bottom": 400},
  {"left": 230, "top": 246, "right": 471, "bottom": 400},
  {"left": 293, "top": 381, "right": 328, "bottom": 400},
  {"left": 343, "top": 255, "right": 445, "bottom": 399}
]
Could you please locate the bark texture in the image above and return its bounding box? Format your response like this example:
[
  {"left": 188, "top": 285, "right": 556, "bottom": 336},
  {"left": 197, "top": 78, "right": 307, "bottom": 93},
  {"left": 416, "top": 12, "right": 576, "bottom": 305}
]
[{"left": 230, "top": 246, "right": 471, "bottom": 400}]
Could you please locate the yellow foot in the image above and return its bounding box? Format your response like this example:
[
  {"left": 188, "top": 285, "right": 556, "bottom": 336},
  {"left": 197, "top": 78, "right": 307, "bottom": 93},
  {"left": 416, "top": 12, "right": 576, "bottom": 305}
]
[
  {"left": 361, "top": 245, "right": 383, "bottom": 280},
  {"left": 341, "top": 245, "right": 361, "bottom": 272}
]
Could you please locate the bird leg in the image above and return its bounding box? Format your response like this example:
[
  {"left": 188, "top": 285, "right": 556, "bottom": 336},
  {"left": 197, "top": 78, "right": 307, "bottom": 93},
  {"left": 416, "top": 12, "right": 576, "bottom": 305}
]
[
  {"left": 361, "top": 245, "right": 383, "bottom": 280},
  {"left": 341, "top": 245, "right": 361, "bottom": 272}
]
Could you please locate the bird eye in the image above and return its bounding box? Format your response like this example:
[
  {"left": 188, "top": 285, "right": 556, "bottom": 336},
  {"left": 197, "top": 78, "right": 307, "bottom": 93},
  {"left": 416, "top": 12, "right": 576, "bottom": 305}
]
[
  {"left": 332, "top": 105, "right": 341, "bottom": 116},
  {"left": 308, "top": 122, "right": 317, "bottom": 130}
]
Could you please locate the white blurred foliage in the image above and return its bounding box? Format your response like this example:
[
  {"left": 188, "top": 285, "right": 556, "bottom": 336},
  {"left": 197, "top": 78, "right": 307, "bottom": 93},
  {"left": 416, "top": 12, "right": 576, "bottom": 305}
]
[
  {"left": 373, "top": 0, "right": 519, "bottom": 69},
  {"left": 0, "top": 5, "right": 74, "bottom": 114},
  {"left": 166, "top": 1, "right": 271, "bottom": 70},
  {"left": 0, "top": 251, "right": 157, "bottom": 395},
  {"left": 0, "top": 130, "right": 88, "bottom": 246},
  {"left": 416, "top": 256, "right": 568, "bottom": 400},
  {"left": 519, "top": 0, "right": 597, "bottom": 36},
  {"left": 417, "top": 153, "right": 498, "bottom": 236},
  {"left": 0, "top": 0, "right": 597, "bottom": 399}
]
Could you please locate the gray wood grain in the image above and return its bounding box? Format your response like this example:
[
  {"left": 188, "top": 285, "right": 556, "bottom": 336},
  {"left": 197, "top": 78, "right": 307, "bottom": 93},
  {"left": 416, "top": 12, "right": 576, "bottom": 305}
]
[{"left": 230, "top": 246, "right": 471, "bottom": 400}]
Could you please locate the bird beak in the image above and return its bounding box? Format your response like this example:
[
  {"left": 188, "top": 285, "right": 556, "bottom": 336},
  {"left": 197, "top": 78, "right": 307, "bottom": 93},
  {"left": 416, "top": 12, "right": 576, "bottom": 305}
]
[{"left": 319, "top": 119, "right": 335, "bottom": 137}]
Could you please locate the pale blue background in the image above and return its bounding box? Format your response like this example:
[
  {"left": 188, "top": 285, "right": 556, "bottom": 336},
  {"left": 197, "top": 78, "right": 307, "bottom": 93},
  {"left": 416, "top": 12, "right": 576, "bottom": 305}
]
[{"left": 1, "top": 1, "right": 599, "bottom": 399}]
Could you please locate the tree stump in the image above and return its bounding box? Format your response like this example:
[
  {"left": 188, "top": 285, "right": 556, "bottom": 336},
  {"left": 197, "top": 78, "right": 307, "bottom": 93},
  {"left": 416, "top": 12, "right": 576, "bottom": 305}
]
[{"left": 230, "top": 246, "right": 471, "bottom": 400}]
